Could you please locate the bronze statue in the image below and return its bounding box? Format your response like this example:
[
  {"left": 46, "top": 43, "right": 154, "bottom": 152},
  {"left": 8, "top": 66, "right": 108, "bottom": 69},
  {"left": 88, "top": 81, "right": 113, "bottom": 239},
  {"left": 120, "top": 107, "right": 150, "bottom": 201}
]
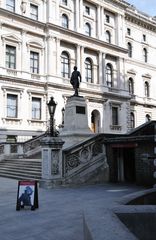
[{"left": 70, "top": 66, "right": 81, "bottom": 96}]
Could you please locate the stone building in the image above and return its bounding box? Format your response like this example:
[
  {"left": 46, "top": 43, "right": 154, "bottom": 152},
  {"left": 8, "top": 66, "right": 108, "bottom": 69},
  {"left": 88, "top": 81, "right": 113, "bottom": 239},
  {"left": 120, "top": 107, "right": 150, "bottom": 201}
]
[{"left": 0, "top": 0, "right": 156, "bottom": 142}]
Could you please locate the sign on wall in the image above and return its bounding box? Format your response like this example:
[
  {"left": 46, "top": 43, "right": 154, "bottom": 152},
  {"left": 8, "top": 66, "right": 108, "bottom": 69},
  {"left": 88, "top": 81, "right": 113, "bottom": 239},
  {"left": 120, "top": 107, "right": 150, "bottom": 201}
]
[{"left": 16, "top": 180, "right": 38, "bottom": 211}]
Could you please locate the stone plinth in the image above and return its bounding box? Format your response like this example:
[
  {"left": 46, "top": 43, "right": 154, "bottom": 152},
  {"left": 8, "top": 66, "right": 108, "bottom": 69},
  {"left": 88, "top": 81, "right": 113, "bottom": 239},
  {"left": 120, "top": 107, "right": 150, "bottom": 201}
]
[
  {"left": 40, "top": 136, "right": 64, "bottom": 188},
  {"left": 60, "top": 96, "right": 93, "bottom": 148}
]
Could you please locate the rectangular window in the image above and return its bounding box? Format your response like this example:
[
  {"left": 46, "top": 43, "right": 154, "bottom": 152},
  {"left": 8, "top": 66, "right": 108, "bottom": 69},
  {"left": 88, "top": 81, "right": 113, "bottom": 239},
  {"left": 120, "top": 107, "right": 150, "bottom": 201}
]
[
  {"left": 127, "top": 28, "right": 131, "bottom": 35},
  {"left": 30, "top": 51, "right": 39, "bottom": 74},
  {"left": 143, "top": 34, "right": 146, "bottom": 42},
  {"left": 6, "top": 45, "right": 16, "bottom": 69},
  {"left": 112, "top": 107, "right": 118, "bottom": 125},
  {"left": 32, "top": 97, "right": 41, "bottom": 120},
  {"left": 85, "top": 6, "right": 90, "bottom": 15},
  {"left": 30, "top": 4, "right": 38, "bottom": 20},
  {"left": 6, "top": 0, "right": 15, "bottom": 12},
  {"left": 7, "top": 94, "right": 18, "bottom": 118},
  {"left": 106, "top": 15, "right": 110, "bottom": 23}
]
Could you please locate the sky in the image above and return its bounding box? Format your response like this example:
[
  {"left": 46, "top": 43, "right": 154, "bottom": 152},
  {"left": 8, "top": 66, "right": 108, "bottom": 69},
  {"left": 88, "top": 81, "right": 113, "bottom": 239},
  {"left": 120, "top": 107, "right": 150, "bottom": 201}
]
[{"left": 127, "top": 0, "right": 156, "bottom": 17}]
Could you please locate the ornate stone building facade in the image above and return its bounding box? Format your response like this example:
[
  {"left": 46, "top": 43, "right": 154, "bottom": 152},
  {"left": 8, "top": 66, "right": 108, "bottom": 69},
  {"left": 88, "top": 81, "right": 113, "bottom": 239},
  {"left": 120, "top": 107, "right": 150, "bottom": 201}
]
[{"left": 0, "top": 0, "right": 156, "bottom": 142}]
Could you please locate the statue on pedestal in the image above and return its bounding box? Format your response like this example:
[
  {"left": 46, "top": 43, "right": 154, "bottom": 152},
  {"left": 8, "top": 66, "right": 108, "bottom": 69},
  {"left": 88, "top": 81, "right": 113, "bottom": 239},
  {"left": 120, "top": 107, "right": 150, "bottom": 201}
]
[{"left": 70, "top": 66, "right": 81, "bottom": 96}]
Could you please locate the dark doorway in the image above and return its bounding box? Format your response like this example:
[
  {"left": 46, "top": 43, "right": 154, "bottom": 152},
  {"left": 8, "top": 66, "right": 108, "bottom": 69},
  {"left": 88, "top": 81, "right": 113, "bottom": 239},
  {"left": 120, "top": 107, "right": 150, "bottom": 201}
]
[{"left": 123, "top": 148, "right": 136, "bottom": 182}]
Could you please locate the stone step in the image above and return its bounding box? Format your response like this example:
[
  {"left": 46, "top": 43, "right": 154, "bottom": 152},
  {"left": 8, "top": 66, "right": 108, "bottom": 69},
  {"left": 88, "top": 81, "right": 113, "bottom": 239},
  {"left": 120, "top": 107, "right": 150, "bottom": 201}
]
[
  {"left": 0, "top": 164, "right": 41, "bottom": 170},
  {"left": 0, "top": 172, "right": 41, "bottom": 181},
  {"left": 0, "top": 167, "right": 41, "bottom": 174},
  {"left": 0, "top": 159, "right": 41, "bottom": 164},
  {"left": 0, "top": 159, "right": 42, "bottom": 181}
]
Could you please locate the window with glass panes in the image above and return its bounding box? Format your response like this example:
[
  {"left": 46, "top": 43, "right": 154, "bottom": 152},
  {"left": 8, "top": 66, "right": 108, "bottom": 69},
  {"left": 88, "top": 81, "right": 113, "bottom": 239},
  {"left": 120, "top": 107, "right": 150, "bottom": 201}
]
[
  {"left": 30, "top": 51, "right": 39, "bottom": 74},
  {"left": 85, "top": 6, "right": 90, "bottom": 15},
  {"left": 7, "top": 94, "right": 17, "bottom": 118},
  {"left": 85, "top": 23, "right": 91, "bottom": 36},
  {"left": 6, "top": 0, "right": 15, "bottom": 12},
  {"left": 61, "top": 52, "right": 70, "bottom": 78},
  {"left": 143, "top": 48, "right": 147, "bottom": 63},
  {"left": 106, "top": 64, "right": 113, "bottom": 87},
  {"left": 130, "top": 112, "right": 135, "bottom": 128},
  {"left": 112, "top": 107, "right": 118, "bottom": 125},
  {"left": 145, "top": 81, "right": 149, "bottom": 97},
  {"left": 146, "top": 114, "right": 151, "bottom": 122},
  {"left": 30, "top": 4, "right": 38, "bottom": 20},
  {"left": 106, "top": 30, "right": 111, "bottom": 43},
  {"left": 32, "top": 97, "right": 41, "bottom": 120},
  {"left": 6, "top": 45, "right": 16, "bottom": 69},
  {"left": 62, "top": 14, "right": 68, "bottom": 28},
  {"left": 128, "top": 78, "right": 134, "bottom": 94},
  {"left": 85, "top": 58, "right": 92, "bottom": 82}
]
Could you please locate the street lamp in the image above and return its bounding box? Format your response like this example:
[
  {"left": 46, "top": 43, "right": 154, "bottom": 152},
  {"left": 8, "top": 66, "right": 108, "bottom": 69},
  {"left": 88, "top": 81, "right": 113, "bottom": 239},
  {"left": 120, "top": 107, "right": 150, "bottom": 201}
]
[{"left": 47, "top": 97, "right": 57, "bottom": 136}]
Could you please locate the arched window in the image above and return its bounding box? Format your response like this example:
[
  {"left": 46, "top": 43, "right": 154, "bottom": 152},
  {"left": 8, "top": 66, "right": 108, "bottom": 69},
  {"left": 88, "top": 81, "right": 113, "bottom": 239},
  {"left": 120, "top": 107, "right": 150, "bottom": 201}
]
[
  {"left": 61, "top": 51, "right": 70, "bottom": 78},
  {"left": 62, "top": 14, "right": 68, "bottom": 28},
  {"left": 130, "top": 112, "right": 135, "bottom": 129},
  {"left": 85, "top": 23, "right": 91, "bottom": 36},
  {"left": 145, "top": 81, "right": 150, "bottom": 97},
  {"left": 106, "top": 30, "right": 111, "bottom": 43},
  {"left": 85, "top": 58, "right": 92, "bottom": 82},
  {"left": 128, "top": 77, "right": 134, "bottom": 94},
  {"left": 127, "top": 42, "right": 132, "bottom": 58},
  {"left": 106, "top": 63, "right": 113, "bottom": 87},
  {"left": 143, "top": 48, "right": 147, "bottom": 63},
  {"left": 146, "top": 114, "right": 151, "bottom": 122}
]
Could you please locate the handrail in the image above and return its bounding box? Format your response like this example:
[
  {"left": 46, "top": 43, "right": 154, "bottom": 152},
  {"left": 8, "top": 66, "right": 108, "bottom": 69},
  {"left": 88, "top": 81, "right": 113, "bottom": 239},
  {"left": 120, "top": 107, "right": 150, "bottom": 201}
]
[
  {"left": 63, "top": 134, "right": 107, "bottom": 178},
  {"left": 23, "top": 133, "right": 46, "bottom": 153}
]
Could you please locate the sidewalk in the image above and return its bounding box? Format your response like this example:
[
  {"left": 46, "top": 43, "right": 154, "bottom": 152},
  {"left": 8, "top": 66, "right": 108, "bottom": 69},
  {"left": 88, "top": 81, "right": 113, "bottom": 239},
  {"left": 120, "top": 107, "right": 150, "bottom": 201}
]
[{"left": 0, "top": 177, "right": 144, "bottom": 240}]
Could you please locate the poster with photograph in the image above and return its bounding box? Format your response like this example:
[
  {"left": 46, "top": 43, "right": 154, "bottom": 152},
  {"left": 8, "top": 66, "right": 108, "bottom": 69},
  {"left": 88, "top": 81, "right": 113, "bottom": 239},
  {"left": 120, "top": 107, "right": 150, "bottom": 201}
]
[{"left": 16, "top": 180, "right": 38, "bottom": 211}]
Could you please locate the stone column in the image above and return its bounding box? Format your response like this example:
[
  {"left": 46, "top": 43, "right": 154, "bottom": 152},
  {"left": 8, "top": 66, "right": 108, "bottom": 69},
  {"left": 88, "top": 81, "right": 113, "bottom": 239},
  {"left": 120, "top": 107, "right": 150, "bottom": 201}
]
[
  {"left": 40, "top": 136, "right": 64, "bottom": 188},
  {"left": 101, "top": 7, "right": 104, "bottom": 39},
  {"left": 102, "top": 53, "right": 106, "bottom": 85},
  {"left": 56, "top": 0, "right": 60, "bottom": 25},
  {"left": 79, "top": 0, "right": 83, "bottom": 31},
  {"left": 75, "top": 0, "right": 80, "bottom": 31},
  {"left": 76, "top": 44, "right": 81, "bottom": 70},
  {"left": 47, "top": 36, "right": 55, "bottom": 76},
  {"left": 93, "top": 64, "right": 98, "bottom": 84},
  {"left": 118, "top": 57, "right": 125, "bottom": 89},
  {"left": 116, "top": 13, "right": 124, "bottom": 46},
  {"left": 97, "top": 5, "right": 101, "bottom": 39},
  {"left": 21, "top": 30, "right": 27, "bottom": 73},
  {"left": 98, "top": 51, "right": 103, "bottom": 84},
  {"left": 80, "top": 46, "right": 85, "bottom": 81},
  {"left": 56, "top": 38, "right": 61, "bottom": 76}
]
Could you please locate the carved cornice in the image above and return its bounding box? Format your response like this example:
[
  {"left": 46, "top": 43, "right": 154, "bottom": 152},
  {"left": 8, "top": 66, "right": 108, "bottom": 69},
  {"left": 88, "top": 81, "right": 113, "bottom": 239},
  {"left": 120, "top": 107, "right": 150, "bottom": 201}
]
[{"left": 125, "top": 13, "right": 156, "bottom": 32}]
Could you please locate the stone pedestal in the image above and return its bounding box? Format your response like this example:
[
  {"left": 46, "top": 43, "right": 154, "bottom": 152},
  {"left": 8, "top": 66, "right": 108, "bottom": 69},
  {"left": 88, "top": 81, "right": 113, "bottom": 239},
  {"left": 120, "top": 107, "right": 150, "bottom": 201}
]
[
  {"left": 40, "top": 136, "right": 64, "bottom": 188},
  {"left": 60, "top": 96, "right": 93, "bottom": 148}
]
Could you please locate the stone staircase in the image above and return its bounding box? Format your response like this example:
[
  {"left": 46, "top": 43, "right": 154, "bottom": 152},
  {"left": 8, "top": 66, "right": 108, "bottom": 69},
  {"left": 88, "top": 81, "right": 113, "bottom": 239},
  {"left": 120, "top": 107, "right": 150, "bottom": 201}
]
[{"left": 0, "top": 159, "right": 42, "bottom": 181}]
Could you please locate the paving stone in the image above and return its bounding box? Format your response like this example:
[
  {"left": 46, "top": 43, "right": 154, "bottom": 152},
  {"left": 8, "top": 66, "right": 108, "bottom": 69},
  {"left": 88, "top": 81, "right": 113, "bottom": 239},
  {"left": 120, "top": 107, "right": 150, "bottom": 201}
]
[{"left": 0, "top": 177, "right": 145, "bottom": 240}]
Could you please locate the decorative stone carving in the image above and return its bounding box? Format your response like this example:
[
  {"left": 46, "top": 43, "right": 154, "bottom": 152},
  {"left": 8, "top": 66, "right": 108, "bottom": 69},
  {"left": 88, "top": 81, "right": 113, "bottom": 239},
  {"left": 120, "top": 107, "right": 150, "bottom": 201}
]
[
  {"left": 92, "top": 142, "right": 103, "bottom": 156},
  {"left": 80, "top": 148, "right": 90, "bottom": 163},
  {"left": 21, "top": 0, "right": 27, "bottom": 13},
  {"left": 65, "top": 155, "right": 80, "bottom": 172},
  {"left": 51, "top": 150, "right": 59, "bottom": 175}
]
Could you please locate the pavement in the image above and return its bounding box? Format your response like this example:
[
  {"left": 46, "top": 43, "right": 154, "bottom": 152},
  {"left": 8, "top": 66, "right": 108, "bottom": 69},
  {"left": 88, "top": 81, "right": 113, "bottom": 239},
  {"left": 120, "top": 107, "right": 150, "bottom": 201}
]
[{"left": 0, "top": 177, "right": 146, "bottom": 240}]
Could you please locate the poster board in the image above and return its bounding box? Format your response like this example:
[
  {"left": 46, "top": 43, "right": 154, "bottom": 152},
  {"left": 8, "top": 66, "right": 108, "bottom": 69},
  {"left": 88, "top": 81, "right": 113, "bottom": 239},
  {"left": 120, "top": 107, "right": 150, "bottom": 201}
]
[{"left": 16, "top": 180, "right": 38, "bottom": 211}]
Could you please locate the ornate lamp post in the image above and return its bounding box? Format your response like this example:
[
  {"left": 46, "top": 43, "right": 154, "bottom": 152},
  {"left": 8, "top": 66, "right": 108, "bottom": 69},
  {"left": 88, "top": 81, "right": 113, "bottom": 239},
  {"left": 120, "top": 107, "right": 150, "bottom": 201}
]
[{"left": 47, "top": 97, "right": 57, "bottom": 136}]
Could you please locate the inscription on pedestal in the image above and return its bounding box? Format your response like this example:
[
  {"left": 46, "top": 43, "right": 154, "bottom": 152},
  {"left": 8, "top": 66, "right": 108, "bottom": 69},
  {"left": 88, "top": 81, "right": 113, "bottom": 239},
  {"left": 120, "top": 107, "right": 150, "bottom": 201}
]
[{"left": 76, "top": 106, "right": 85, "bottom": 114}]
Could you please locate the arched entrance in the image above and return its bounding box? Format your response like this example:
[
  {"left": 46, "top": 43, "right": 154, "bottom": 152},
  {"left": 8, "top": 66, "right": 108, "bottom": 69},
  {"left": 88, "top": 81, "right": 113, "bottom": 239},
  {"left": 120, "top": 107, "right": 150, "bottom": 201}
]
[{"left": 91, "top": 110, "right": 100, "bottom": 133}]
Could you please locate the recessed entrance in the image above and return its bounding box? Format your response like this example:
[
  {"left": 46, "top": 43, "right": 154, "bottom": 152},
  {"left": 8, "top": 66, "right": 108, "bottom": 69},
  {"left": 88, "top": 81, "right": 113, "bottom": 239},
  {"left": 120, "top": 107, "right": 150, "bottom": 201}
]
[{"left": 91, "top": 110, "right": 100, "bottom": 133}]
